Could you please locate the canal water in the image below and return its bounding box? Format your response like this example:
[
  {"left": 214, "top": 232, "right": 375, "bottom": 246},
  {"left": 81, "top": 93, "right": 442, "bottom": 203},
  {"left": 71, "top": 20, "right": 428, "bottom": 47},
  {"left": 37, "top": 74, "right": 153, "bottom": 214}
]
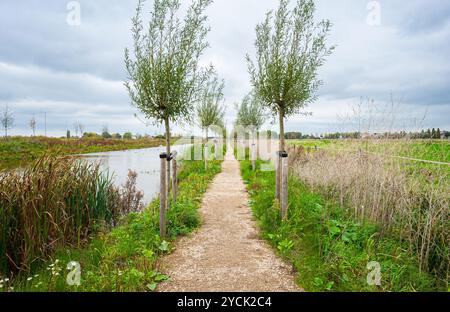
[{"left": 82, "top": 145, "right": 191, "bottom": 205}]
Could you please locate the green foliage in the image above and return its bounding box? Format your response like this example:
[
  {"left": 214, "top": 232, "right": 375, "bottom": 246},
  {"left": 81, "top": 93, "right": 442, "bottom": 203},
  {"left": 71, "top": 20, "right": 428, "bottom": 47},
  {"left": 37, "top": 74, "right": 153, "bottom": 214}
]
[
  {"left": 246, "top": 0, "right": 334, "bottom": 148},
  {"left": 124, "top": 0, "right": 213, "bottom": 125},
  {"left": 123, "top": 132, "right": 133, "bottom": 140},
  {"left": 240, "top": 160, "right": 440, "bottom": 291},
  {"left": 2, "top": 156, "right": 222, "bottom": 292},
  {"left": 196, "top": 70, "right": 226, "bottom": 135},
  {"left": 247, "top": 0, "right": 334, "bottom": 116},
  {"left": 83, "top": 132, "right": 99, "bottom": 138},
  {"left": 102, "top": 131, "right": 112, "bottom": 139},
  {"left": 235, "top": 92, "right": 266, "bottom": 130}
]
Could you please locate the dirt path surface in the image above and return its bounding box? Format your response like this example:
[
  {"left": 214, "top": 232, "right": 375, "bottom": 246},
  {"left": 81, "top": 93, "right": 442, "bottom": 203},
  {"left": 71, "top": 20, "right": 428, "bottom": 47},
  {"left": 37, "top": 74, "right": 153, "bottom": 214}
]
[{"left": 157, "top": 151, "right": 300, "bottom": 292}]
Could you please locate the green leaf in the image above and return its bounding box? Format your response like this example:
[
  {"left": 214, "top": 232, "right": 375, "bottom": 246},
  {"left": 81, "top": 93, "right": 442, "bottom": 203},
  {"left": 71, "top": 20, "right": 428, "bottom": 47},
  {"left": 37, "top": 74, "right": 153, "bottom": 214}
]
[
  {"left": 277, "top": 238, "right": 294, "bottom": 253},
  {"left": 142, "top": 249, "right": 154, "bottom": 259},
  {"left": 154, "top": 274, "right": 169, "bottom": 282},
  {"left": 147, "top": 283, "right": 157, "bottom": 291},
  {"left": 313, "top": 277, "right": 323, "bottom": 287},
  {"left": 159, "top": 241, "right": 169, "bottom": 252},
  {"left": 342, "top": 231, "right": 357, "bottom": 243},
  {"left": 314, "top": 203, "right": 323, "bottom": 212},
  {"left": 329, "top": 225, "right": 341, "bottom": 236},
  {"left": 325, "top": 281, "right": 334, "bottom": 290}
]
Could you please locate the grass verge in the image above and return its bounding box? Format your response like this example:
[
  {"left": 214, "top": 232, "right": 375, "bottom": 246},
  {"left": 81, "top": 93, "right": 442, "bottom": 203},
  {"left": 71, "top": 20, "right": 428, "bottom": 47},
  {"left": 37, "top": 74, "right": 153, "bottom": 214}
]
[
  {"left": 0, "top": 136, "right": 169, "bottom": 170},
  {"left": 240, "top": 159, "right": 442, "bottom": 292},
  {"left": 1, "top": 158, "right": 221, "bottom": 292}
]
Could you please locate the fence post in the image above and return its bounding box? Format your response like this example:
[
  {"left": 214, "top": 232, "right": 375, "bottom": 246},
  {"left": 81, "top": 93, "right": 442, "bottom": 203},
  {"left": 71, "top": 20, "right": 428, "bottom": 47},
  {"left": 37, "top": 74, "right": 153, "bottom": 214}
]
[
  {"left": 251, "top": 143, "right": 256, "bottom": 171},
  {"left": 275, "top": 151, "right": 281, "bottom": 201},
  {"left": 214, "top": 139, "right": 218, "bottom": 160},
  {"left": 159, "top": 153, "right": 167, "bottom": 238},
  {"left": 166, "top": 153, "right": 172, "bottom": 211},
  {"left": 172, "top": 151, "right": 177, "bottom": 203},
  {"left": 280, "top": 151, "right": 288, "bottom": 220},
  {"left": 204, "top": 145, "right": 209, "bottom": 170}
]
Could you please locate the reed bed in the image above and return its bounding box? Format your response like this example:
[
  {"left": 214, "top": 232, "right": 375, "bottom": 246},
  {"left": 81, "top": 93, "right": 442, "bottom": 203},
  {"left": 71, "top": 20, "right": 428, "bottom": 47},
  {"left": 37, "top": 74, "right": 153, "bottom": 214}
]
[
  {"left": 0, "top": 156, "right": 142, "bottom": 277},
  {"left": 289, "top": 144, "right": 449, "bottom": 286}
]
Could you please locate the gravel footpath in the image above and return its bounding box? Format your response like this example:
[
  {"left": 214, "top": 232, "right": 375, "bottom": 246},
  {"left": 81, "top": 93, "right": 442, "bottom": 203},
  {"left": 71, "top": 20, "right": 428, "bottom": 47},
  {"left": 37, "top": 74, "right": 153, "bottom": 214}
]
[{"left": 157, "top": 152, "right": 300, "bottom": 292}]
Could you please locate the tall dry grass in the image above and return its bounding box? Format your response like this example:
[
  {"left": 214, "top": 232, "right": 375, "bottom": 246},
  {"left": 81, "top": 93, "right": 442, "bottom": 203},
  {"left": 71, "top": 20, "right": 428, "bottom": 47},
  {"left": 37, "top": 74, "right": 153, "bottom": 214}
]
[
  {"left": 0, "top": 156, "right": 143, "bottom": 276},
  {"left": 289, "top": 143, "right": 449, "bottom": 285}
]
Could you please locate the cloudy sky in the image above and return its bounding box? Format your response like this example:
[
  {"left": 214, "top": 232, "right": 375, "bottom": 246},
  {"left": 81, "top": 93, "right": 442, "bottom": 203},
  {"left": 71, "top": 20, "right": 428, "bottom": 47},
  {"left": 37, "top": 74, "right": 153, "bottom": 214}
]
[{"left": 1, "top": 0, "right": 449, "bottom": 137}]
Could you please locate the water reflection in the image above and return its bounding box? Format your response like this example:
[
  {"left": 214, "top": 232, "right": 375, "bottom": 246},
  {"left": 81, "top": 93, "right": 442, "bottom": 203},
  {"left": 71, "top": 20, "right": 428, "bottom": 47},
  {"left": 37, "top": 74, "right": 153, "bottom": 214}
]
[{"left": 82, "top": 145, "right": 191, "bottom": 205}]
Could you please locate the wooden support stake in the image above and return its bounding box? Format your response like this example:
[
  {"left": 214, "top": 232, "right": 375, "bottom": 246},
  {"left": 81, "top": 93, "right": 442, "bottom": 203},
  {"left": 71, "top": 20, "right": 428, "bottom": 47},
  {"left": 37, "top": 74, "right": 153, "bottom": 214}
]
[
  {"left": 172, "top": 151, "right": 177, "bottom": 202},
  {"left": 251, "top": 143, "right": 256, "bottom": 171},
  {"left": 204, "top": 145, "right": 208, "bottom": 170},
  {"left": 281, "top": 151, "right": 288, "bottom": 220},
  {"left": 159, "top": 153, "right": 167, "bottom": 238},
  {"left": 214, "top": 139, "right": 218, "bottom": 160},
  {"left": 166, "top": 154, "right": 171, "bottom": 211},
  {"left": 275, "top": 151, "right": 281, "bottom": 200}
]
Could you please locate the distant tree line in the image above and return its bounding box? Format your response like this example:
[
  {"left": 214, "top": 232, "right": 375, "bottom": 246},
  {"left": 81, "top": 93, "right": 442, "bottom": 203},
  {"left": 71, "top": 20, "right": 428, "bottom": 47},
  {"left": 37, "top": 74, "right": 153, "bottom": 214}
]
[
  {"left": 410, "top": 128, "right": 448, "bottom": 139},
  {"left": 80, "top": 131, "right": 135, "bottom": 140},
  {"left": 285, "top": 129, "right": 449, "bottom": 140},
  {"left": 285, "top": 132, "right": 361, "bottom": 139}
]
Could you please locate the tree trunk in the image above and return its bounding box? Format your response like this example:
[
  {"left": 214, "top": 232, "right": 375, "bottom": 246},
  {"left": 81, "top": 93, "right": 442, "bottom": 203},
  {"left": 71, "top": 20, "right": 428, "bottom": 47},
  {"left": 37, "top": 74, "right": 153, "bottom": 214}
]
[{"left": 164, "top": 116, "right": 171, "bottom": 210}]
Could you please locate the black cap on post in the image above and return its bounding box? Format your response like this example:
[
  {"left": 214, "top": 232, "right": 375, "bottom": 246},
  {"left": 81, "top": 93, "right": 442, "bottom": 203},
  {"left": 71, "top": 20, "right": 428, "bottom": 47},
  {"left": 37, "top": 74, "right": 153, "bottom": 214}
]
[
  {"left": 159, "top": 152, "right": 167, "bottom": 159},
  {"left": 278, "top": 151, "right": 288, "bottom": 157}
]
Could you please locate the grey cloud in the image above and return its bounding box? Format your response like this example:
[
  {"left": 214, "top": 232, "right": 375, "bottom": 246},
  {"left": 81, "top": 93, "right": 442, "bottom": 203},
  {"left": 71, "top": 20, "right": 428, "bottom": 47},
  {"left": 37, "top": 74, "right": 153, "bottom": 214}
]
[{"left": 0, "top": 0, "right": 449, "bottom": 136}]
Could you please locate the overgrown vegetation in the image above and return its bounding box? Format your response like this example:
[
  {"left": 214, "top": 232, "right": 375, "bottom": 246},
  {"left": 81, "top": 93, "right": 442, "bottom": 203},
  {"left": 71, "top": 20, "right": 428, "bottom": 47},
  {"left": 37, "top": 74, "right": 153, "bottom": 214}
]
[
  {"left": 288, "top": 139, "right": 450, "bottom": 163},
  {"left": 288, "top": 142, "right": 449, "bottom": 288},
  {"left": 240, "top": 159, "right": 444, "bottom": 291},
  {"left": 0, "top": 156, "right": 143, "bottom": 277},
  {"left": 0, "top": 136, "right": 166, "bottom": 170},
  {"left": 0, "top": 157, "right": 221, "bottom": 292}
]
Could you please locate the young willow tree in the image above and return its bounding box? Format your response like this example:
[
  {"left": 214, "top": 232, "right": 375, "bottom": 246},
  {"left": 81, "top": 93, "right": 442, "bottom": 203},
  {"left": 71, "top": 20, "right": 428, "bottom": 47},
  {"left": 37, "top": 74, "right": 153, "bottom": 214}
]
[
  {"left": 1, "top": 105, "right": 14, "bottom": 139},
  {"left": 236, "top": 92, "right": 265, "bottom": 132},
  {"left": 197, "top": 70, "right": 225, "bottom": 142},
  {"left": 124, "top": 0, "right": 213, "bottom": 189},
  {"left": 236, "top": 92, "right": 266, "bottom": 157},
  {"left": 247, "top": 0, "right": 334, "bottom": 153}
]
